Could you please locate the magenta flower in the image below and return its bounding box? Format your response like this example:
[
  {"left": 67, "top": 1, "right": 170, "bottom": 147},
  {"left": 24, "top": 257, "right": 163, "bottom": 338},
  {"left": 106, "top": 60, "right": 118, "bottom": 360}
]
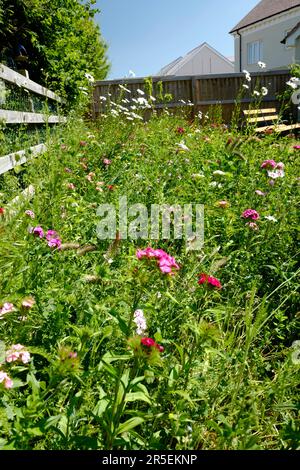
[
  {"left": 242, "top": 209, "right": 260, "bottom": 220},
  {"left": 136, "top": 247, "right": 179, "bottom": 275},
  {"left": 293, "top": 145, "right": 300, "bottom": 149},
  {"left": 141, "top": 337, "right": 164, "bottom": 352},
  {"left": 261, "top": 160, "right": 277, "bottom": 169},
  {"left": 46, "top": 230, "right": 62, "bottom": 249},
  {"left": 198, "top": 273, "right": 222, "bottom": 289},
  {"left": 0, "top": 371, "right": 13, "bottom": 389},
  {"left": 32, "top": 226, "right": 44, "bottom": 238}
]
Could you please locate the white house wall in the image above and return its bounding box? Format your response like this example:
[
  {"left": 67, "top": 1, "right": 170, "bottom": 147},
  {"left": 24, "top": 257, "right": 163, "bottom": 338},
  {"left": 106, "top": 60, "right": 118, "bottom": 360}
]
[{"left": 233, "top": 8, "right": 300, "bottom": 72}]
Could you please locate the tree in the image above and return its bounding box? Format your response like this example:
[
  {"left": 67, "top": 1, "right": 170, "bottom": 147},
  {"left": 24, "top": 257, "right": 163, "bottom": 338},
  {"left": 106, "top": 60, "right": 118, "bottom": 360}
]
[{"left": 0, "top": 0, "right": 109, "bottom": 104}]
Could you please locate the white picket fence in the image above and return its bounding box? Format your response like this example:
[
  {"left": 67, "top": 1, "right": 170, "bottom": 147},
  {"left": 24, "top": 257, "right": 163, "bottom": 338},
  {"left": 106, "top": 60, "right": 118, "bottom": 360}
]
[{"left": 0, "top": 63, "right": 66, "bottom": 175}]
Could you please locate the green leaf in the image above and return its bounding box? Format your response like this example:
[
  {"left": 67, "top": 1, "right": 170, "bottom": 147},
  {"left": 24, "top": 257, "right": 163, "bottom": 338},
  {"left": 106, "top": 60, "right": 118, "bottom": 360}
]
[
  {"left": 116, "top": 417, "right": 144, "bottom": 435},
  {"left": 125, "top": 392, "right": 151, "bottom": 405}
]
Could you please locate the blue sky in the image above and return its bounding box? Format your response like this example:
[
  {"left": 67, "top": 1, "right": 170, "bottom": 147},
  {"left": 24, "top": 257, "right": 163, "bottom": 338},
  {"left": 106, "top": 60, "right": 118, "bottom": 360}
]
[{"left": 95, "top": 0, "right": 259, "bottom": 79}]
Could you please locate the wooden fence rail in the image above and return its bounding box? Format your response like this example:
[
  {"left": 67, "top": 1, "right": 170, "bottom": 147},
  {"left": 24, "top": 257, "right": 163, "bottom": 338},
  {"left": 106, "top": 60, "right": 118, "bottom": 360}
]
[
  {"left": 0, "top": 63, "right": 66, "bottom": 175},
  {"left": 92, "top": 70, "right": 292, "bottom": 124}
]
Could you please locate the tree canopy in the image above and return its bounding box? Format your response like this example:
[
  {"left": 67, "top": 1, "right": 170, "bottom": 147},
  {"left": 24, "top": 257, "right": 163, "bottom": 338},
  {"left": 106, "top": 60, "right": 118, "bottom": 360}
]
[{"left": 0, "top": 0, "right": 109, "bottom": 103}]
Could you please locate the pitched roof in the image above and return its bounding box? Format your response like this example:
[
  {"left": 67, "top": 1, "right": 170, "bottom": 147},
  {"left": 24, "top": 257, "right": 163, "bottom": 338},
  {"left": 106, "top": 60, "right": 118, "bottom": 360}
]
[
  {"left": 281, "top": 20, "right": 300, "bottom": 43},
  {"left": 230, "top": 0, "right": 300, "bottom": 33},
  {"left": 158, "top": 56, "right": 183, "bottom": 75},
  {"left": 158, "top": 42, "right": 234, "bottom": 76}
]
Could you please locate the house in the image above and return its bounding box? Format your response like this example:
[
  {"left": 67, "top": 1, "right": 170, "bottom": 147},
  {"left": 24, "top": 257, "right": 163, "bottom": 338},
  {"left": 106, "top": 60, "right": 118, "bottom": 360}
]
[
  {"left": 157, "top": 42, "right": 234, "bottom": 76},
  {"left": 230, "top": 0, "right": 300, "bottom": 72}
]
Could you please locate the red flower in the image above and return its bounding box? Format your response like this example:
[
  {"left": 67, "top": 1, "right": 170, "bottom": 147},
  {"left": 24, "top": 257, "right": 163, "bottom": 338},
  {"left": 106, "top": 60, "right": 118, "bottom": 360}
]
[
  {"left": 176, "top": 126, "right": 185, "bottom": 134},
  {"left": 0, "top": 207, "right": 4, "bottom": 215},
  {"left": 141, "top": 337, "right": 156, "bottom": 348},
  {"left": 198, "top": 273, "right": 222, "bottom": 289},
  {"left": 141, "top": 337, "right": 164, "bottom": 352},
  {"left": 107, "top": 184, "right": 115, "bottom": 191}
]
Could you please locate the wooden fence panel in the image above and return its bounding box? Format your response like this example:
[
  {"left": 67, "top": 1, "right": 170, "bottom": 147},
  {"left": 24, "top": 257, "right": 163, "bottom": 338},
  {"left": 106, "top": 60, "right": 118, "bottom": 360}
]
[{"left": 92, "top": 70, "right": 292, "bottom": 123}]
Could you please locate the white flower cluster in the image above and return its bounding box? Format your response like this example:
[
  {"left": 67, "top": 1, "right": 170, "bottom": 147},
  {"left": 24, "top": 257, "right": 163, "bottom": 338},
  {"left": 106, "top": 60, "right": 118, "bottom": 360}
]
[{"left": 133, "top": 309, "right": 147, "bottom": 335}]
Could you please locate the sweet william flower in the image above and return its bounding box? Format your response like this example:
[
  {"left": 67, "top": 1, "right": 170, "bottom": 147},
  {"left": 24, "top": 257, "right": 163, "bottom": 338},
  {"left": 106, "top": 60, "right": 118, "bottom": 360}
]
[
  {"left": 198, "top": 273, "right": 222, "bottom": 289},
  {"left": 141, "top": 337, "right": 164, "bottom": 352},
  {"left": 32, "top": 226, "right": 44, "bottom": 238},
  {"left": 261, "top": 160, "right": 277, "bottom": 169},
  {"left": 242, "top": 209, "right": 260, "bottom": 220}
]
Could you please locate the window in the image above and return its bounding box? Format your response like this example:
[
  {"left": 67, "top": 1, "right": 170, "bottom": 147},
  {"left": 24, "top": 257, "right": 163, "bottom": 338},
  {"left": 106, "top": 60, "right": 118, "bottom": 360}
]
[{"left": 247, "top": 40, "right": 263, "bottom": 64}]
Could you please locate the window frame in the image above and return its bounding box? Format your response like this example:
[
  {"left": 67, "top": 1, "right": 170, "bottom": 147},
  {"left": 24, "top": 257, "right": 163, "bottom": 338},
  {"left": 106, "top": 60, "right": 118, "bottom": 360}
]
[{"left": 247, "top": 40, "right": 263, "bottom": 65}]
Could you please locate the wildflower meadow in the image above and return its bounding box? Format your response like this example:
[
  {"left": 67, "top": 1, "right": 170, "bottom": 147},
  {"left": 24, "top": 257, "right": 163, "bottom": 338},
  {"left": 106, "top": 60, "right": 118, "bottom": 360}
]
[{"left": 0, "top": 95, "right": 299, "bottom": 450}]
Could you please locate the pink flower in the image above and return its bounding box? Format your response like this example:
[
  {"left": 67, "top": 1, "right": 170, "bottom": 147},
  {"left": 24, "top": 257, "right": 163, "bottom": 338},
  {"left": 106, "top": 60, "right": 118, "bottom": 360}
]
[
  {"left": 32, "top": 226, "right": 44, "bottom": 238},
  {"left": 46, "top": 230, "right": 58, "bottom": 240},
  {"left": 293, "top": 145, "right": 300, "bottom": 149},
  {"left": 0, "top": 302, "right": 15, "bottom": 318},
  {"left": 25, "top": 210, "right": 35, "bottom": 219},
  {"left": 198, "top": 273, "right": 222, "bottom": 289},
  {"left": 246, "top": 222, "right": 259, "bottom": 231},
  {"left": 276, "top": 162, "right": 285, "bottom": 170},
  {"left": 176, "top": 127, "right": 185, "bottom": 134},
  {"left": 0, "top": 371, "right": 13, "bottom": 389},
  {"left": 67, "top": 183, "right": 75, "bottom": 190},
  {"left": 255, "top": 190, "right": 267, "bottom": 197},
  {"left": 136, "top": 247, "right": 179, "bottom": 275},
  {"left": 241, "top": 209, "right": 260, "bottom": 220},
  {"left": 47, "top": 238, "right": 61, "bottom": 248},
  {"left": 103, "top": 158, "right": 112, "bottom": 166},
  {"left": 0, "top": 207, "right": 4, "bottom": 215},
  {"left": 261, "top": 160, "right": 277, "bottom": 169},
  {"left": 6, "top": 344, "right": 30, "bottom": 364},
  {"left": 46, "top": 230, "right": 61, "bottom": 249},
  {"left": 268, "top": 179, "right": 275, "bottom": 186}
]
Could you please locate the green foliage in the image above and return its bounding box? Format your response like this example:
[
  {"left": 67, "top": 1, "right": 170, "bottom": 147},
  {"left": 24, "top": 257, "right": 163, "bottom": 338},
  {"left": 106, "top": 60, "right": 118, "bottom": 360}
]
[{"left": 0, "top": 0, "right": 109, "bottom": 105}]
